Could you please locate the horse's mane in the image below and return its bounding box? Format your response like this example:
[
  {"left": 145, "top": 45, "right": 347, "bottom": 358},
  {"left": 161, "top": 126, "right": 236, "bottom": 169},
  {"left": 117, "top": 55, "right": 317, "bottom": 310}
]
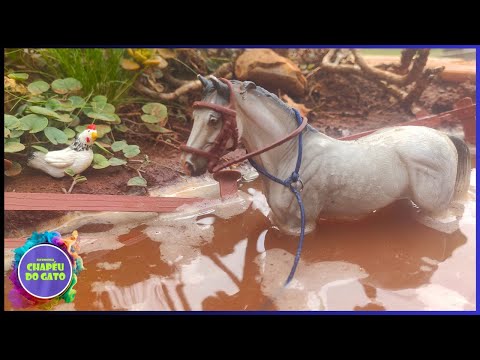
[
  {"left": 203, "top": 79, "right": 318, "bottom": 132},
  {"left": 235, "top": 81, "right": 318, "bottom": 133},
  {"left": 248, "top": 84, "right": 295, "bottom": 116}
]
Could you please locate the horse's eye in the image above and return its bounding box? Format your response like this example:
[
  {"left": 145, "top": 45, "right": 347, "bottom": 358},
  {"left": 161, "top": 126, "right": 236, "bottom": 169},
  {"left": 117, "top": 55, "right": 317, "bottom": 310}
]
[{"left": 208, "top": 116, "right": 219, "bottom": 127}]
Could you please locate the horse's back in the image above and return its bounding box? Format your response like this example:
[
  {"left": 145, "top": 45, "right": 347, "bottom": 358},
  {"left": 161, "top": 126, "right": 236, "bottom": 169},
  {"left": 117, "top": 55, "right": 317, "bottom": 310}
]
[{"left": 360, "top": 126, "right": 458, "bottom": 212}]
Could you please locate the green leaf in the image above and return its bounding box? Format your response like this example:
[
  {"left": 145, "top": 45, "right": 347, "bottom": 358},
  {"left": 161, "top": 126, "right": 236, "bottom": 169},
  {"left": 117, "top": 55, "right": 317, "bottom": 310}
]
[
  {"left": 4, "top": 142, "right": 25, "bottom": 153},
  {"left": 63, "top": 128, "right": 76, "bottom": 139},
  {"left": 114, "top": 124, "right": 128, "bottom": 133},
  {"left": 92, "top": 153, "right": 110, "bottom": 169},
  {"left": 96, "top": 124, "right": 112, "bottom": 138},
  {"left": 144, "top": 123, "right": 172, "bottom": 133},
  {"left": 86, "top": 112, "right": 117, "bottom": 122},
  {"left": 99, "top": 136, "right": 112, "bottom": 145},
  {"left": 82, "top": 106, "right": 93, "bottom": 115},
  {"left": 142, "top": 102, "right": 167, "bottom": 118},
  {"left": 111, "top": 140, "right": 128, "bottom": 152},
  {"left": 28, "top": 106, "right": 60, "bottom": 119},
  {"left": 51, "top": 78, "right": 82, "bottom": 94},
  {"left": 75, "top": 125, "right": 87, "bottom": 133},
  {"left": 45, "top": 99, "right": 62, "bottom": 111},
  {"left": 127, "top": 176, "right": 147, "bottom": 187},
  {"left": 64, "top": 168, "right": 76, "bottom": 177},
  {"left": 94, "top": 142, "right": 113, "bottom": 155},
  {"left": 68, "top": 96, "right": 86, "bottom": 108},
  {"left": 122, "top": 144, "right": 140, "bottom": 158},
  {"left": 27, "top": 81, "right": 50, "bottom": 95},
  {"left": 15, "top": 104, "right": 28, "bottom": 117},
  {"left": 9, "top": 130, "right": 24, "bottom": 138},
  {"left": 111, "top": 114, "right": 121, "bottom": 124},
  {"left": 8, "top": 73, "right": 29, "bottom": 81},
  {"left": 28, "top": 95, "right": 46, "bottom": 103},
  {"left": 44, "top": 127, "right": 68, "bottom": 145},
  {"left": 92, "top": 95, "right": 107, "bottom": 104},
  {"left": 91, "top": 102, "right": 115, "bottom": 114},
  {"left": 5, "top": 161, "right": 22, "bottom": 176},
  {"left": 141, "top": 103, "right": 168, "bottom": 126},
  {"left": 70, "top": 115, "right": 81, "bottom": 127},
  {"left": 141, "top": 114, "right": 161, "bottom": 123},
  {"left": 5, "top": 128, "right": 11, "bottom": 137},
  {"left": 56, "top": 114, "right": 73, "bottom": 123},
  {"left": 18, "top": 114, "right": 49, "bottom": 133},
  {"left": 108, "top": 157, "right": 127, "bottom": 166},
  {"left": 5, "top": 115, "right": 20, "bottom": 129},
  {"left": 74, "top": 175, "right": 88, "bottom": 183},
  {"left": 31, "top": 145, "right": 49, "bottom": 154}
]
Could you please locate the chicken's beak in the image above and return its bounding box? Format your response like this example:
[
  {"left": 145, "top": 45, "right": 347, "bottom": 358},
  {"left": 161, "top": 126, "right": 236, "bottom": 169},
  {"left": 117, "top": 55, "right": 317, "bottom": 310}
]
[{"left": 91, "top": 131, "right": 98, "bottom": 141}]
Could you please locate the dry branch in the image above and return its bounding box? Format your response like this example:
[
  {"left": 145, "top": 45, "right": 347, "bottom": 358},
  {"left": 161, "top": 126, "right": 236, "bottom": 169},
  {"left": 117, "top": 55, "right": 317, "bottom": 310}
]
[
  {"left": 399, "top": 49, "right": 418, "bottom": 74},
  {"left": 135, "top": 62, "right": 233, "bottom": 102},
  {"left": 308, "top": 48, "right": 444, "bottom": 111}
]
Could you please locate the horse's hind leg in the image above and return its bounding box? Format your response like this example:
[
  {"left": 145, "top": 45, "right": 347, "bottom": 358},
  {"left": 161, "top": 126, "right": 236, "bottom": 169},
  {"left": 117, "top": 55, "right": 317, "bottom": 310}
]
[
  {"left": 407, "top": 161, "right": 455, "bottom": 213},
  {"left": 406, "top": 158, "right": 460, "bottom": 234}
]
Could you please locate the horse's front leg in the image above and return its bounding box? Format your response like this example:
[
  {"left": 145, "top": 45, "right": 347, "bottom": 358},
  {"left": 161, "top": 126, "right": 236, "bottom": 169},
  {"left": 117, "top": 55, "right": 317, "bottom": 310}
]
[{"left": 267, "top": 182, "right": 325, "bottom": 236}]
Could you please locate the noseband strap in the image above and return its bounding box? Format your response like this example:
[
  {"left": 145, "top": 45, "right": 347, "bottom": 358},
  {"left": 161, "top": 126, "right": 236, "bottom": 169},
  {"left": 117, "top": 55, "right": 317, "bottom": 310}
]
[
  {"left": 180, "top": 78, "right": 308, "bottom": 173},
  {"left": 179, "top": 78, "right": 239, "bottom": 173}
]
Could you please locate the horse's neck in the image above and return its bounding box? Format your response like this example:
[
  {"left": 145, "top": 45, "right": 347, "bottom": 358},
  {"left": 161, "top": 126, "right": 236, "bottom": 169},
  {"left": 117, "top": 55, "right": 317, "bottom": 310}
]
[{"left": 234, "top": 91, "right": 307, "bottom": 174}]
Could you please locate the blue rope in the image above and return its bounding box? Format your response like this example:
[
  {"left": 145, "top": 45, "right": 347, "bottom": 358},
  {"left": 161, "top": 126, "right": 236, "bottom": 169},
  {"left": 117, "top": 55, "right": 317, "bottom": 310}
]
[{"left": 248, "top": 108, "right": 305, "bottom": 286}]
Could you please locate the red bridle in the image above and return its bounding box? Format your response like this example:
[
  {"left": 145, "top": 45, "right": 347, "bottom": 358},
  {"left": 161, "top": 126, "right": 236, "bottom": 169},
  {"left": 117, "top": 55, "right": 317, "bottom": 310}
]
[
  {"left": 179, "top": 78, "right": 239, "bottom": 173},
  {"left": 180, "top": 78, "right": 309, "bottom": 174}
]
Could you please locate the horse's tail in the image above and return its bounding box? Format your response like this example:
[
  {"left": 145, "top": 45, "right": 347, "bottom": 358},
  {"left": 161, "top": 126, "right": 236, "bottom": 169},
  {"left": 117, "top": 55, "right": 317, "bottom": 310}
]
[{"left": 449, "top": 135, "right": 471, "bottom": 200}]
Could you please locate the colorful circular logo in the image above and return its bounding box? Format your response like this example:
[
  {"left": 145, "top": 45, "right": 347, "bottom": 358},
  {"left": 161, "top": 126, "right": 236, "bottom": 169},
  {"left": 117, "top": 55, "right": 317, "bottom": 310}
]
[{"left": 17, "top": 243, "right": 73, "bottom": 299}]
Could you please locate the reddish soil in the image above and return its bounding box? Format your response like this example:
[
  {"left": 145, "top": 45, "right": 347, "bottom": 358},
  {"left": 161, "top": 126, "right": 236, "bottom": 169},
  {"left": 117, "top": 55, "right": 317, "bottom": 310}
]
[
  {"left": 4, "top": 72, "right": 475, "bottom": 236},
  {"left": 304, "top": 73, "right": 476, "bottom": 138}
]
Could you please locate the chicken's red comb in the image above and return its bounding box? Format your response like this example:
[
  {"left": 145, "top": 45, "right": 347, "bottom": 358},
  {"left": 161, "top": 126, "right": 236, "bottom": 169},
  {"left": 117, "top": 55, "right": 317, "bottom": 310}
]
[{"left": 87, "top": 124, "right": 96, "bottom": 130}]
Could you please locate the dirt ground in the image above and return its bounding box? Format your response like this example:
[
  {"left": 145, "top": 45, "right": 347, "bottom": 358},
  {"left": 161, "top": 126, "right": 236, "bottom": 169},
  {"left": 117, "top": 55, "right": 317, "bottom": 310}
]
[{"left": 4, "top": 72, "right": 476, "bottom": 236}]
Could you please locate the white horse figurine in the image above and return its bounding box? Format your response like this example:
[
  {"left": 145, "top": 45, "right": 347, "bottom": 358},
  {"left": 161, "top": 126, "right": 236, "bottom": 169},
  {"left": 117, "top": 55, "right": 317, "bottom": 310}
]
[{"left": 182, "top": 76, "right": 471, "bottom": 235}]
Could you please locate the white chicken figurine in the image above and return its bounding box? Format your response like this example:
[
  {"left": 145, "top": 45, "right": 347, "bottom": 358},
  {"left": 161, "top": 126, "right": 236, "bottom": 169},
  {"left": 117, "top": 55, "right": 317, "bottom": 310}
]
[{"left": 27, "top": 124, "right": 98, "bottom": 178}]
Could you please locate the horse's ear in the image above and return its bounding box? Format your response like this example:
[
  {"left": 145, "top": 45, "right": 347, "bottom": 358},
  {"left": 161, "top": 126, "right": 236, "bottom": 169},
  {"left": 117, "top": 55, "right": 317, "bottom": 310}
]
[
  {"left": 198, "top": 75, "right": 210, "bottom": 88},
  {"left": 210, "top": 76, "right": 230, "bottom": 99},
  {"left": 242, "top": 81, "right": 256, "bottom": 91}
]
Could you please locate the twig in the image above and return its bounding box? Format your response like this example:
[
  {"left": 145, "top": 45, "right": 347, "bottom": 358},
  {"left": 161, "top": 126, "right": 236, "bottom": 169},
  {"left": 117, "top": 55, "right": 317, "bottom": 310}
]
[
  {"left": 134, "top": 62, "right": 233, "bottom": 102},
  {"left": 63, "top": 179, "right": 76, "bottom": 194},
  {"left": 125, "top": 164, "right": 146, "bottom": 174},
  {"left": 351, "top": 49, "right": 430, "bottom": 86},
  {"left": 164, "top": 72, "right": 190, "bottom": 87},
  {"left": 158, "top": 139, "right": 180, "bottom": 150},
  {"left": 398, "top": 49, "right": 417, "bottom": 74},
  {"left": 117, "top": 112, "right": 142, "bottom": 116},
  {"left": 171, "top": 124, "right": 192, "bottom": 135},
  {"left": 401, "top": 66, "right": 445, "bottom": 108},
  {"left": 307, "top": 48, "right": 443, "bottom": 112}
]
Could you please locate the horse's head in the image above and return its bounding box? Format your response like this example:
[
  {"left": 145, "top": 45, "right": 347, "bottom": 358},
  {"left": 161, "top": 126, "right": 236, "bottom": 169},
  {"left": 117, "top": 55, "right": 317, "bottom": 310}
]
[{"left": 181, "top": 75, "right": 238, "bottom": 176}]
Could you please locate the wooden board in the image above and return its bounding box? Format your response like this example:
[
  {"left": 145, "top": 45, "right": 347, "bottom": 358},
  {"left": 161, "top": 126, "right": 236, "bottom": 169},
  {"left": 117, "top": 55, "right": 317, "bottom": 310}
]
[{"left": 4, "top": 192, "right": 201, "bottom": 212}]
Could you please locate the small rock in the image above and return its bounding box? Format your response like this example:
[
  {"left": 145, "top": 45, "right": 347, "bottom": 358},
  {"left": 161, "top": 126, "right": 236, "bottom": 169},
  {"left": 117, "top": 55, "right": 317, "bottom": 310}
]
[{"left": 235, "top": 49, "right": 307, "bottom": 97}]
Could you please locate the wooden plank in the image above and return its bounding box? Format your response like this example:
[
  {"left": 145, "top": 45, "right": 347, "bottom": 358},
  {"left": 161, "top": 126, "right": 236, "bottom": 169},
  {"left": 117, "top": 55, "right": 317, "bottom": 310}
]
[
  {"left": 5, "top": 238, "right": 26, "bottom": 249},
  {"left": 4, "top": 192, "right": 202, "bottom": 212}
]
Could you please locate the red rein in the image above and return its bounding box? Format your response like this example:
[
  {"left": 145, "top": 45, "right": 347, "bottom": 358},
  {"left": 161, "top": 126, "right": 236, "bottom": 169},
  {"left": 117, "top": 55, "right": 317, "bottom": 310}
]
[{"left": 180, "top": 78, "right": 308, "bottom": 174}]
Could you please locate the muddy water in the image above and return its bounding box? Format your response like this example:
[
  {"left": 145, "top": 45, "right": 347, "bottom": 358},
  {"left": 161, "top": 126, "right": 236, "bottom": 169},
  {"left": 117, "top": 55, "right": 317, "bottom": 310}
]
[{"left": 4, "top": 166, "right": 476, "bottom": 311}]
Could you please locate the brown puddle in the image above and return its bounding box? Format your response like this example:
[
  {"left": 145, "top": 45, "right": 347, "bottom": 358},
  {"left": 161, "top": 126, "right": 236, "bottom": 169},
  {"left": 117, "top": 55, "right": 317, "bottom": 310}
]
[{"left": 4, "top": 166, "right": 476, "bottom": 311}]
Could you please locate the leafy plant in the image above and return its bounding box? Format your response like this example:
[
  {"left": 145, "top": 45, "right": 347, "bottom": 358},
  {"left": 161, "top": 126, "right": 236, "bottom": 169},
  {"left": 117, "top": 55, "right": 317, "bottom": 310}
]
[
  {"left": 63, "top": 168, "right": 87, "bottom": 194},
  {"left": 121, "top": 49, "right": 172, "bottom": 71},
  {"left": 39, "top": 49, "right": 138, "bottom": 105},
  {"left": 4, "top": 75, "right": 133, "bottom": 176},
  {"left": 92, "top": 140, "right": 149, "bottom": 188},
  {"left": 140, "top": 102, "right": 171, "bottom": 133}
]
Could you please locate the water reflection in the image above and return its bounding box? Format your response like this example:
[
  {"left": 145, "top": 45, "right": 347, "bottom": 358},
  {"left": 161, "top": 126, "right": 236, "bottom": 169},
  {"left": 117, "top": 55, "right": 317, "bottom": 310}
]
[{"left": 3, "top": 169, "right": 475, "bottom": 311}]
